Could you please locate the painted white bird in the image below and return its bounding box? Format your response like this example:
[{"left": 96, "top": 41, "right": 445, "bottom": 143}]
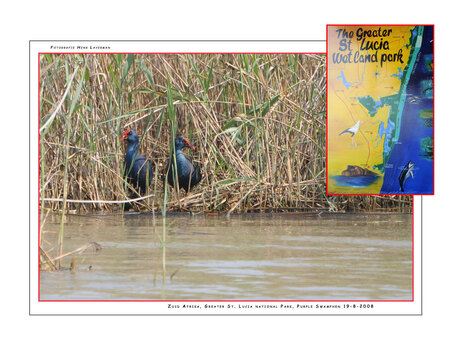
[{"left": 339, "top": 120, "right": 362, "bottom": 146}]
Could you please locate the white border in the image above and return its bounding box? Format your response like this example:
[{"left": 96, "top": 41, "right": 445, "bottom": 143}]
[{"left": 30, "top": 40, "right": 420, "bottom": 315}]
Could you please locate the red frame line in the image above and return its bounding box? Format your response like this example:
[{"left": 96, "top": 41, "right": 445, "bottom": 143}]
[{"left": 37, "top": 51, "right": 414, "bottom": 304}]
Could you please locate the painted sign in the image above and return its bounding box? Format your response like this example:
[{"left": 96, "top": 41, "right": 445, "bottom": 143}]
[{"left": 327, "top": 25, "right": 434, "bottom": 194}]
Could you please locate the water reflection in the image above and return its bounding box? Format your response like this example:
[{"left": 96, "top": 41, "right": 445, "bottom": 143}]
[{"left": 40, "top": 213, "right": 412, "bottom": 300}]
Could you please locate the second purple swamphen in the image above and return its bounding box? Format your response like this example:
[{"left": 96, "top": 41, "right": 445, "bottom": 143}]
[
  {"left": 167, "top": 136, "right": 202, "bottom": 192},
  {"left": 121, "top": 129, "right": 153, "bottom": 196}
]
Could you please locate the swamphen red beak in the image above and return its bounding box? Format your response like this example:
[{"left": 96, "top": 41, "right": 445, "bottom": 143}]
[
  {"left": 121, "top": 129, "right": 131, "bottom": 141},
  {"left": 182, "top": 137, "right": 195, "bottom": 149}
]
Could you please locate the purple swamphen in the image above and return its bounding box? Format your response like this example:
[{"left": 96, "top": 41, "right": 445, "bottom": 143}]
[
  {"left": 167, "top": 136, "right": 202, "bottom": 192},
  {"left": 121, "top": 129, "right": 153, "bottom": 196}
]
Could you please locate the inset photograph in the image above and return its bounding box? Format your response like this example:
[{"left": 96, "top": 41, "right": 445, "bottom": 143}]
[{"left": 327, "top": 25, "right": 434, "bottom": 194}]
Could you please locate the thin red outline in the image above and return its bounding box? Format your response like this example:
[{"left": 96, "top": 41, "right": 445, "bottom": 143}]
[
  {"left": 325, "top": 24, "right": 435, "bottom": 196},
  {"left": 38, "top": 51, "right": 415, "bottom": 304}
]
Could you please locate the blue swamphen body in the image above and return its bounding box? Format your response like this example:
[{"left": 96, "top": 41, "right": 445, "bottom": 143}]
[
  {"left": 121, "top": 129, "right": 153, "bottom": 195},
  {"left": 167, "top": 137, "right": 202, "bottom": 192}
]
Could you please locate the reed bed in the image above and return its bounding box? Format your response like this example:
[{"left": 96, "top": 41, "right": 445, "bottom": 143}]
[{"left": 39, "top": 53, "right": 412, "bottom": 214}]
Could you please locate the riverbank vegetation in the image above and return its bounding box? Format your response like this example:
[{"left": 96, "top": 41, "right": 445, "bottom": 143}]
[{"left": 39, "top": 53, "right": 412, "bottom": 214}]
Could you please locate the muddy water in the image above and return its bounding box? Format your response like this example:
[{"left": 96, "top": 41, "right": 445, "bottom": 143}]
[{"left": 39, "top": 213, "right": 412, "bottom": 300}]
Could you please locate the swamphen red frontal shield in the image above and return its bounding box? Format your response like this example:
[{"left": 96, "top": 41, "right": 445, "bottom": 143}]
[
  {"left": 167, "top": 136, "right": 202, "bottom": 192},
  {"left": 121, "top": 129, "right": 153, "bottom": 196}
]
